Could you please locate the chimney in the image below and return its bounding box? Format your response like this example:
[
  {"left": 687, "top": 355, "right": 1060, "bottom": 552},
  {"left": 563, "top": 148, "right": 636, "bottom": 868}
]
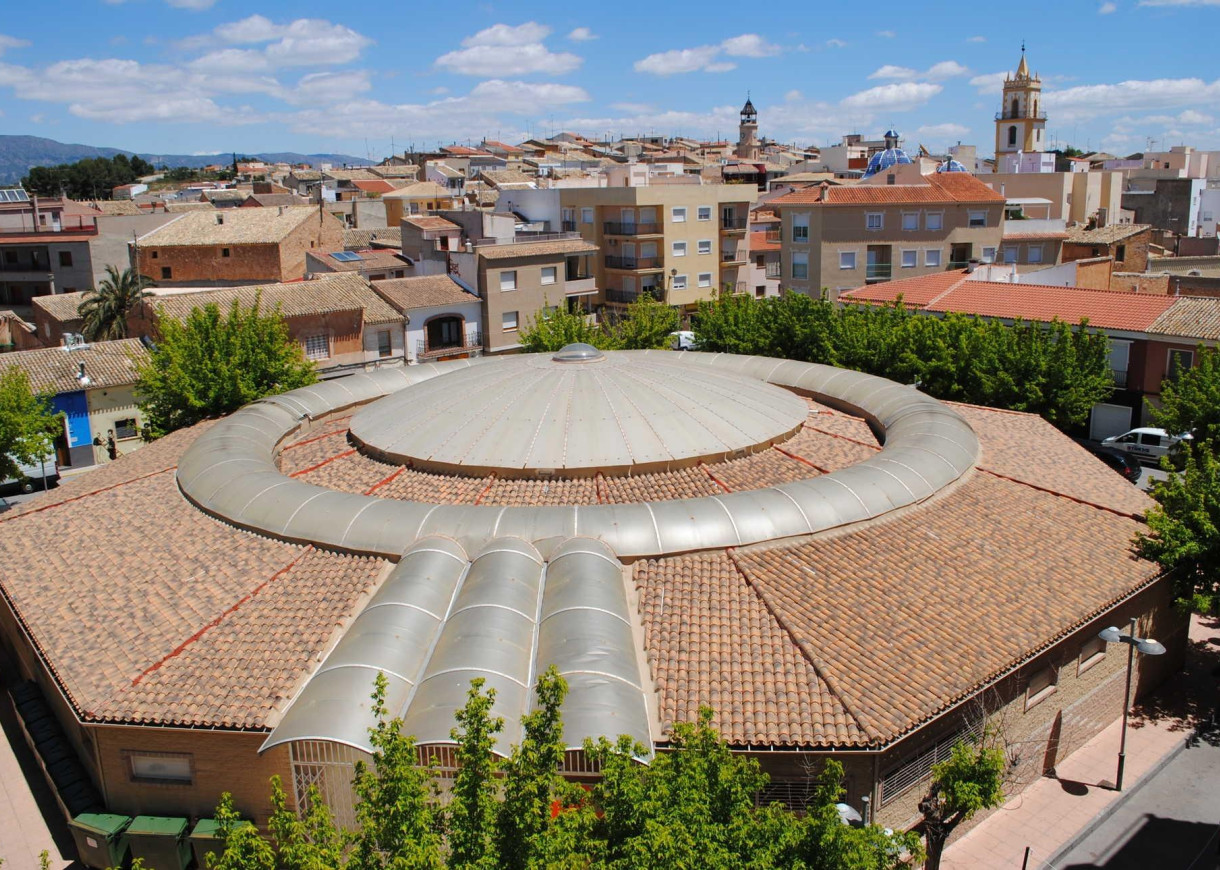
[
  {"left": 216, "top": 214, "right": 224, "bottom": 225},
  {"left": 819, "top": 181, "right": 829, "bottom": 202},
  {"left": 966, "top": 258, "right": 981, "bottom": 273},
  {"left": 278, "top": 206, "right": 284, "bottom": 216}
]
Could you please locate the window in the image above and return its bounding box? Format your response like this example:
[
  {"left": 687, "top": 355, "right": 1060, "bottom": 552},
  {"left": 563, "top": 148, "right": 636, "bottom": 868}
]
[
  {"left": 1078, "top": 635, "right": 1107, "bottom": 676},
  {"left": 126, "top": 751, "right": 193, "bottom": 785},
  {"left": 791, "top": 251, "right": 809, "bottom": 280},
  {"left": 427, "top": 317, "right": 462, "bottom": 349},
  {"left": 697, "top": 239, "right": 713, "bottom": 255},
  {"left": 160, "top": 266, "right": 172, "bottom": 280},
  {"left": 221, "top": 248, "right": 231, "bottom": 258},
  {"left": 672, "top": 207, "right": 687, "bottom": 223},
  {"left": 1025, "top": 665, "right": 1057, "bottom": 710},
  {"left": 377, "top": 330, "right": 393, "bottom": 358},
  {"left": 1115, "top": 244, "right": 1126, "bottom": 262},
  {"left": 902, "top": 212, "right": 918, "bottom": 231},
  {"left": 3, "top": 250, "right": 16, "bottom": 264},
  {"left": 755, "top": 286, "right": 766, "bottom": 298},
  {"left": 581, "top": 207, "right": 594, "bottom": 224},
  {"left": 792, "top": 213, "right": 810, "bottom": 243},
  {"left": 1167, "top": 349, "right": 1194, "bottom": 380},
  {"left": 1027, "top": 245, "right": 1043, "bottom": 264},
  {"left": 541, "top": 266, "right": 556, "bottom": 285},
  {"left": 982, "top": 246, "right": 997, "bottom": 263},
  {"left": 968, "top": 211, "right": 987, "bottom": 228},
  {"left": 901, "top": 250, "right": 917, "bottom": 268},
  {"left": 1003, "top": 246, "right": 1019, "bottom": 264},
  {"left": 150, "top": 250, "right": 159, "bottom": 260},
  {"left": 304, "top": 334, "right": 330, "bottom": 360},
  {"left": 866, "top": 212, "right": 884, "bottom": 231},
  {"left": 1140, "top": 432, "right": 1162, "bottom": 447},
  {"left": 58, "top": 250, "right": 73, "bottom": 267},
  {"left": 839, "top": 251, "right": 857, "bottom": 270},
  {"left": 114, "top": 418, "right": 139, "bottom": 440},
  {"left": 926, "top": 213, "right": 943, "bottom": 231},
  {"left": 698, "top": 272, "right": 713, "bottom": 288},
  {"left": 672, "top": 274, "right": 688, "bottom": 291},
  {"left": 500, "top": 270, "right": 517, "bottom": 291},
  {"left": 924, "top": 249, "right": 941, "bottom": 267},
  {"left": 697, "top": 205, "right": 712, "bottom": 221},
  {"left": 1008, "top": 125, "right": 1018, "bottom": 147},
  {"left": 502, "top": 310, "right": 519, "bottom": 331},
  {"left": 672, "top": 241, "right": 687, "bottom": 257}
]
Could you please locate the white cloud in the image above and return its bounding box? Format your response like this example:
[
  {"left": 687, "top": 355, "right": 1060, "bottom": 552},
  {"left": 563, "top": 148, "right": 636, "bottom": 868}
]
[
  {"left": 1099, "top": 2, "right": 1118, "bottom": 12},
  {"left": 967, "top": 35, "right": 987, "bottom": 42},
  {"left": 609, "top": 101, "right": 653, "bottom": 113},
  {"left": 436, "top": 22, "right": 581, "bottom": 76},
  {"left": 826, "top": 38, "right": 847, "bottom": 48},
  {"left": 784, "top": 89, "right": 803, "bottom": 102},
  {"left": 869, "top": 61, "right": 968, "bottom": 82},
  {"left": 912, "top": 122, "right": 971, "bottom": 147},
  {"left": 1045, "top": 77, "right": 1220, "bottom": 121},
  {"left": 840, "top": 82, "right": 943, "bottom": 111},
  {"left": 969, "top": 72, "right": 1009, "bottom": 94},
  {"left": 721, "top": 34, "right": 781, "bottom": 58},
  {"left": 567, "top": 27, "right": 596, "bottom": 41},
  {"left": 0, "top": 34, "right": 30, "bottom": 56},
  {"left": 214, "top": 15, "right": 286, "bottom": 44},
  {"left": 188, "top": 48, "right": 272, "bottom": 74},
  {"left": 285, "top": 70, "right": 372, "bottom": 105},
  {"left": 635, "top": 33, "right": 779, "bottom": 75},
  {"left": 1178, "top": 108, "right": 1214, "bottom": 124},
  {"left": 877, "top": 30, "right": 896, "bottom": 38},
  {"left": 181, "top": 16, "right": 372, "bottom": 68}
]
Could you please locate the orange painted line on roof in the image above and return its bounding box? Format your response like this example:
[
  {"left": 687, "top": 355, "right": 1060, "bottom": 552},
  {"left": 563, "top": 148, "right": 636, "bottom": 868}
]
[
  {"left": 773, "top": 445, "right": 830, "bottom": 474},
  {"left": 802, "top": 423, "right": 881, "bottom": 451},
  {"left": 701, "top": 463, "right": 732, "bottom": 493},
  {"left": 977, "top": 467, "right": 1145, "bottom": 521},
  {"left": 290, "top": 448, "right": 356, "bottom": 478},
  {"left": 473, "top": 472, "right": 499, "bottom": 505},
  {"left": 132, "top": 548, "right": 311, "bottom": 686},
  {"left": 595, "top": 471, "right": 606, "bottom": 504},
  {"left": 278, "top": 417, "right": 353, "bottom": 451},
  {"left": 363, "top": 466, "right": 405, "bottom": 495},
  {"left": 0, "top": 466, "right": 177, "bottom": 524}
]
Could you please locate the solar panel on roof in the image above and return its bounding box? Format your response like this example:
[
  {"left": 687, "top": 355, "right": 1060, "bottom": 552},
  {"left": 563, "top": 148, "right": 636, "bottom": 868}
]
[
  {"left": 0, "top": 189, "right": 31, "bottom": 203},
  {"left": 331, "top": 251, "right": 363, "bottom": 262}
]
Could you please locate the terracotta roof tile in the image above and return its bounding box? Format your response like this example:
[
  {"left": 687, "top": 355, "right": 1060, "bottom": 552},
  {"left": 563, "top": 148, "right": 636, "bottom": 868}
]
[
  {"left": 773, "top": 173, "right": 1004, "bottom": 206},
  {"left": 2, "top": 338, "right": 147, "bottom": 394},
  {"left": 1065, "top": 224, "right": 1151, "bottom": 245},
  {"left": 371, "top": 275, "right": 478, "bottom": 311},
  {"left": 32, "top": 291, "right": 90, "bottom": 324},
  {"left": 137, "top": 206, "right": 322, "bottom": 246},
  {"left": 151, "top": 274, "right": 402, "bottom": 325},
  {"left": 1148, "top": 297, "right": 1220, "bottom": 341}
]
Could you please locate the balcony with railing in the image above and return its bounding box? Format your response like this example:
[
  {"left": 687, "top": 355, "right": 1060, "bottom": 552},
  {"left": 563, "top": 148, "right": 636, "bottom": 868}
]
[
  {"left": 764, "top": 262, "right": 782, "bottom": 278},
  {"left": 765, "top": 229, "right": 782, "bottom": 244},
  {"left": 561, "top": 220, "right": 577, "bottom": 232},
  {"left": 721, "top": 247, "right": 747, "bottom": 264},
  {"left": 0, "top": 214, "right": 98, "bottom": 236},
  {"left": 605, "top": 286, "right": 662, "bottom": 305},
  {"left": 720, "top": 216, "right": 748, "bottom": 232},
  {"left": 603, "top": 221, "right": 661, "bottom": 236},
  {"left": 947, "top": 261, "right": 971, "bottom": 270},
  {"left": 604, "top": 255, "right": 663, "bottom": 271},
  {"left": 865, "top": 263, "right": 892, "bottom": 282},
  {"left": 564, "top": 276, "right": 597, "bottom": 296},
  {"left": 414, "top": 332, "right": 483, "bottom": 361},
  {"left": 1112, "top": 368, "right": 1128, "bottom": 388},
  {"left": 995, "top": 110, "right": 1047, "bottom": 121}
]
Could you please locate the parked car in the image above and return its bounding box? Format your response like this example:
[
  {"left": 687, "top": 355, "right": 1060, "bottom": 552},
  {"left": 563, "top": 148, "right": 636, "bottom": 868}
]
[
  {"left": 1100, "top": 427, "right": 1191, "bottom": 463},
  {"left": 670, "top": 330, "right": 696, "bottom": 351},
  {"left": 2, "top": 453, "right": 59, "bottom": 493},
  {"left": 1078, "top": 441, "right": 1142, "bottom": 483}
]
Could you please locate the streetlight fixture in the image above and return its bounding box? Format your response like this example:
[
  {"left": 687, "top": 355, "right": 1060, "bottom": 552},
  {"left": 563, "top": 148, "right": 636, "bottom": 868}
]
[{"left": 1098, "top": 617, "right": 1166, "bottom": 790}]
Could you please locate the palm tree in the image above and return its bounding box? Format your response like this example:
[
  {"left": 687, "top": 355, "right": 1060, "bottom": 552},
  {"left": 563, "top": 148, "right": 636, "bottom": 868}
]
[{"left": 79, "top": 265, "right": 151, "bottom": 341}]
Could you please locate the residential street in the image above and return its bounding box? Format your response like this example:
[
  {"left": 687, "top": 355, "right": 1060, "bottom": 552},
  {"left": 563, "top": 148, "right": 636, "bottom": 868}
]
[{"left": 1053, "top": 724, "right": 1220, "bottom": 869}]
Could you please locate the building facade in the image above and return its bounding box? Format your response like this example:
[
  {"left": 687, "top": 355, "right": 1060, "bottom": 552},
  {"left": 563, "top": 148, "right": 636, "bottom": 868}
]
[{"left": 994, "top": 48, "right": 1046, "bottom": 159}]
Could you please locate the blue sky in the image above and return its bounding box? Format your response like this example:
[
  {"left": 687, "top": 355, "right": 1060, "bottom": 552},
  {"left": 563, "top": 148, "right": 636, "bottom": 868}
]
[{"left": 0, "top": 0, "right": 1217, "bottom": 160}]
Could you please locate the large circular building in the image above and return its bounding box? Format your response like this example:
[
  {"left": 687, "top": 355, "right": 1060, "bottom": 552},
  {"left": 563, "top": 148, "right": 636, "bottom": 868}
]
[{"left": 0, "top": 348, "right": 1184, "bottom": 833}]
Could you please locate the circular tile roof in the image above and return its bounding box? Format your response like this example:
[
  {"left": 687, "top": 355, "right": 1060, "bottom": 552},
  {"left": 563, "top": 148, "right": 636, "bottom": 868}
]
[{"left": 348, "top": 347, "right": 809, "bottom": 477}]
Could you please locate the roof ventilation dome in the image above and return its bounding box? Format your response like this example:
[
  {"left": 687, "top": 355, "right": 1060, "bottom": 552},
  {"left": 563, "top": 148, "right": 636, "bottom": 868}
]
[{"left": 552, "top": 343, "right": 605, "bottom": 363}]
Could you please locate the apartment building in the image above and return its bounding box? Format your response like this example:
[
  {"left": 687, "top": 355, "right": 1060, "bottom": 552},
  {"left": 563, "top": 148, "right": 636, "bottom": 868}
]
[
  {"left": 498, "top": 184, "right": 756, "bottom": 314},
  {"left": 0, "top": 191, "right": 98, "bottom": 306},
  {"left": 134, "top": 206, "right": 345, "bottom": 286},
  {"left": 772, "top": 165, "right": 1004, "bottom": 299}
]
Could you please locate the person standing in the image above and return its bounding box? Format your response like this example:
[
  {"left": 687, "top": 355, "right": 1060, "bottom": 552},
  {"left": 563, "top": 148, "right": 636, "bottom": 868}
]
[{"left": 106, "top": 430, "right": 118, "bottom": 462}]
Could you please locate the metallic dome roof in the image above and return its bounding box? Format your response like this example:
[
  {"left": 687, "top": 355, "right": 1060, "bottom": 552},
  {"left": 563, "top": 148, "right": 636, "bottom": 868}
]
[{"left": 347, "top": 350, "right": 809, "bottom": 477}]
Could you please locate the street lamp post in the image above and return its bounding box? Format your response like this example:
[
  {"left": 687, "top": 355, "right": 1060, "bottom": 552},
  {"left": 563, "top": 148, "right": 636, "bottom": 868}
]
[{"left": 1098, "top": 617, "right": 1166, "bottom": 790}]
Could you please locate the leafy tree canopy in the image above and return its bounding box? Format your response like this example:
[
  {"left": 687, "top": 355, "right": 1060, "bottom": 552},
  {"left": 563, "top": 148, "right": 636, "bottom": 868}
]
[
  {"left": 0, "top": 367, "right": 61, "bottom": 481},
  {"left": 919, "top": 733, "right": 1006, "bottom": 870},
  {"left": 1149, "top": 345, "right": 1220, "bottom": 449},
  {"left": 134, "top": 297, "right": 317, "bottom": 437},
  {"left": 21, "top": 154, "right": 154, "bottom": 200},
  {"left": 693, "top": 293, "right": 1114, "bottom": 427},
  {"left": 79, "top": 266, "right": 151, "bottom": 342},
  {"left": 518, "top": 295, "right": 680, "bottom": 353}
]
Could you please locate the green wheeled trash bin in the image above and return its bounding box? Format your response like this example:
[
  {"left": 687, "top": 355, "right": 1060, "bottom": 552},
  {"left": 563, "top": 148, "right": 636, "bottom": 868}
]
[
  {"left": 190, "top": 818, "right": 225, "bottom": 868},
  {"left": 68, "top": 813, "right": 132, "bottom": 870},
  {"left": 127, "top": 815, "right": 192, "bottom": 870}
]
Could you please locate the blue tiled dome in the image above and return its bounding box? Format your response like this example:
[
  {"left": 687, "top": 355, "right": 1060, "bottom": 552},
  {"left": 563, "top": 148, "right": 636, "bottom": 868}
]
[
  {"left": 863, "top": 130, "right": 912, "bottom": 177},
  {"left": 936, "top": 158, "right": 968, "bottom": 173}
]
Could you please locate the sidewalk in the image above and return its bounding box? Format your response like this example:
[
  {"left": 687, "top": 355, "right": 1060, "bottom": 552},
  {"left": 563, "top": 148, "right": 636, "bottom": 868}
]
[{"left": 943, "top": 613, "right": 1219, "bottom": 870}]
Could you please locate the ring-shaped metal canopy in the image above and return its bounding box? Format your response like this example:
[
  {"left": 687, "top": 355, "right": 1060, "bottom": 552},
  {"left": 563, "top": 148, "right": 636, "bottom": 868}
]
[{"left": 176, "top": 351, "right": 980, "bottom": 561}]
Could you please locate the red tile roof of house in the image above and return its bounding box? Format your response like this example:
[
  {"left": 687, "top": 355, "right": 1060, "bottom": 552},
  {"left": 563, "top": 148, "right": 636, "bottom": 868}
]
[
  {"left": 749, "top": 231, "right": 780, "bottom": 253},
  {"left": 843, "top": 272, "right": 1177, "bottom": 331},
  {"left": 772, "top": 172, "right": 1005, "bottom": 206},
  {"left": 351, "top": 179, "right": 397, "bottom": 194}
]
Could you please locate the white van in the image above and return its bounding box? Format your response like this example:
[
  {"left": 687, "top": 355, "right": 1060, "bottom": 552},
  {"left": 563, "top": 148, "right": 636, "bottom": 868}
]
[
  {"left": 2, "top": 454, "right": 59, "bottom": 492},
  {"left": 1100, "top": 427, "right": 1191, "bottom": 462}
]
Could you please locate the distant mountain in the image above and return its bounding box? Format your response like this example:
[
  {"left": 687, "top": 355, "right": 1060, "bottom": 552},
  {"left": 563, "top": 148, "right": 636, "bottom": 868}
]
[{"left": 0, "top": 135, "right": 371, "bottom": 184}]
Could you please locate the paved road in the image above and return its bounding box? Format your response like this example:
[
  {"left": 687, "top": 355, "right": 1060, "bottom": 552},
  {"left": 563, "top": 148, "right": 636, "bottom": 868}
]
[
  {"left": 1052, "top": 724, "right": 1220, "bottom": 869},
  {"left": 1140, "top": 464, "right": 1169, "bottom": 493}
]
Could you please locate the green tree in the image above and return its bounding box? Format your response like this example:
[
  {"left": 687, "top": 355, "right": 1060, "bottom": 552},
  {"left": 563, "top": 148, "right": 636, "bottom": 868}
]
[
  {"left": 918, "top": 733, "right": 1006, "bottom": 870},
  {"left": 1137, "top": 443, "right": 1220, "bottom": 613},
  {"left": 347, "top": 672, "right": 444, "bottom": 869},
  {"left": 1150, "top": 345, "right": 1220, "bottom": 449},
  {"left": 203, "top": 792, "right": 275, "bottom": 870},
  {"left": 79, "top": 266, "right": 151, "bottom": 341},
  {"left": 134, "top": 297, "right": 317, "bottom": 436},
  {"left": 0, "top": 367, "right": 61, "bottom": 482},
  {"left": 268, "top": 775, "right": 345, "bottom": 870},
  {"left": 447, "top": 678, "right": 503, "bottom": 869},
  {"left": 517, "top": 301, "right": 606, "bottom": 353},
  {"left": 607, "top": 295, "right": 681, "bottom": 350}
]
